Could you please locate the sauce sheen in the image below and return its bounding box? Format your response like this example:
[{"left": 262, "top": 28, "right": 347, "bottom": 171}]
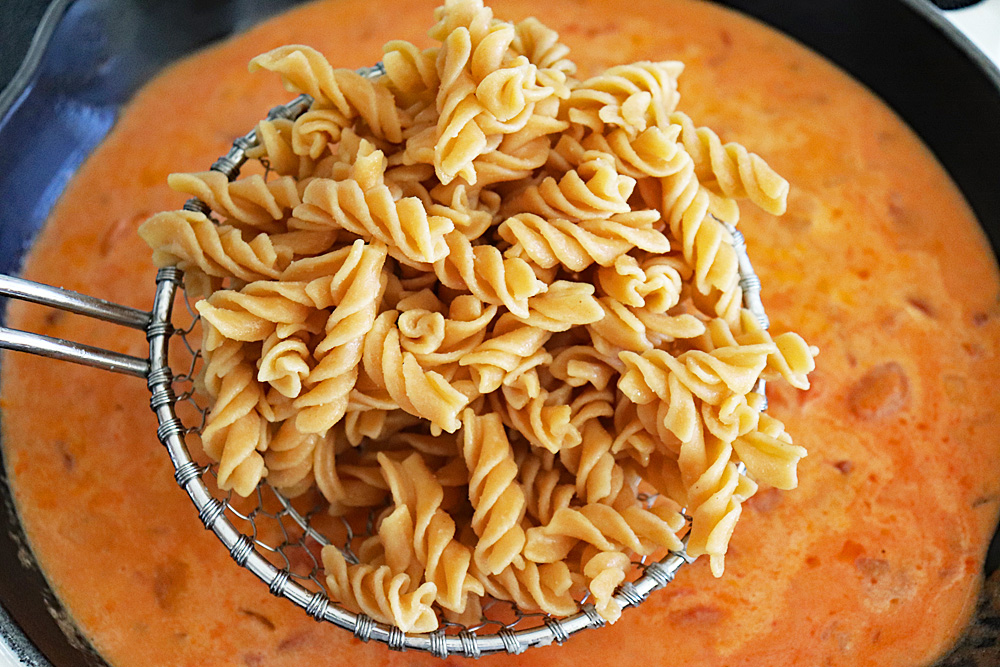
[{"left": 4, "top": 0, "right": 1000, "bottom": 665}]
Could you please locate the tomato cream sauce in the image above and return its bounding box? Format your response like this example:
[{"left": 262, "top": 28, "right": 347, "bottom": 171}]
[{"left": 4, "top": 0, "right": 1000, "bottom": 665}]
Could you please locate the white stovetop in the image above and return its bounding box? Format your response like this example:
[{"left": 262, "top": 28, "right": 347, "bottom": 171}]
[
  {"left": 945, "top": 0, "right": 1000, "bottom": 65},
  {"left": 2, "top": 4, "right": 998, "bottom": 667}
]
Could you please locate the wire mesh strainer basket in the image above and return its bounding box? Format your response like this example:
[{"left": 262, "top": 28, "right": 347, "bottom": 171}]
[{"left": 0, "top": 64, "right": 771, "bottom": 658}]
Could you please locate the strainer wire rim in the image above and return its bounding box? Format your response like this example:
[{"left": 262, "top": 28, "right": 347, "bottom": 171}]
[{"left": 144, "top": 79, "right": 768, "bottom": 656}]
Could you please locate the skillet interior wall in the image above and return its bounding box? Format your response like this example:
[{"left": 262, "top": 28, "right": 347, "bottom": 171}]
[{"left": 0, "top": 0, "right": 998, "bottom": 665}]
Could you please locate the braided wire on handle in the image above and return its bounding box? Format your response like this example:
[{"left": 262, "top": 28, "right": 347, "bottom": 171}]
[{"left": 1, "top": 62, "right": 769, "bottom": 657}]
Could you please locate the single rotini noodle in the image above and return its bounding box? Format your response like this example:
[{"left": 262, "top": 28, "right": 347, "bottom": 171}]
[
  {"left": 596, "top": 253, "right": 682, "bottom": 311},
  {"left": 256, "top": 317, "right": 324, "bottom": 399},
  {"left": 167, "top": 171, "right": 303, "bottom": 230},
  {"left": 292, "top": 108, "right": 352, "bottom": 160},
  {"left": 321, "top": 545, "right": 438, "bottom": 632},
  {"left": 470, "top": 104, "right": 568, "bottom": 186},
  {"left": 138, "top": 210, "right": 289, "bottom": 284},
  {"left": 578, "top": 548, "right": 631, "bottom": 623},
  {"left": 566, "top": 61, "right": 684, "bottom": 137},
  {"left": 680, "top": 434, "right": 758, "bottom": 577},
  {"left": 633, "top": 307, "right": 707, "bottom": 346},
  {"left": 585, "top": 126, "right": 688, "bottom": 179},
  {"left": 476, "top": 559, "right": 577, "bottom": 617},
  {"left": 379, "top": 453, "right": 484, "bottom": 612},
  {"left": 396, "top": 290, "right": 498, "bottom": 368},
  {"left": 671, "top": 111, "right": 789, "bottom": 215},
  {"left": 250, "top": 45, "right": 406, "bottom": 143},
  {"left": 657, "top": 155, "right": 743, "bottom": 322},
  {"left": 196, "top": 281, "right": 315, "bottom": 344},
  {"left": 247, "top": 118, "right": 318, "bottom": 179},
  {"left": 502, "top": 155, "right": 636, "bottom": 221},
  {"left": 382, "top": 40, "right": 441, "bottom": 110},
  {"left": 198, "top": 325, "right": 246, "bottom": 398},
  {"left": 429, "top": 0, "right": 558, "bottom": 184},
  {"left": 559, "top": 419, "right": 625, "bottom": 505},
  {"left": 460, "top": 410, "right": 528, "bottom": 575},
  {"left": 511, "top": 16, "right": 575, "bottom": 74},
  {"left": 512, "top": 281, "right": 605, "bottom": 332},
  {"left": 694, "top": 310, "right": 818, "bottom": 390},
  {"left": 292, "top": 241, "right": 388, "bottom": 434},
  {"left": 700, "top": 391, "right": 762, "bottom": 443},
  {"left": 433, "top": 230, "right": 548, "bottom": 318},
  {"left": 731, "top": 411, "right": 807, "bottom": 490},
  {"left": 523, "top": 502, "right": 684, "bottom": 563},
  {"left": 294, "top": 143, "right": 456, "bottom": 266},
  {"left": 264, "top": 419, "right": 321, "bottom": 496},
  {"left": 432, "top": 24, "right": 510, "bottom": 183},
  {"left": 499, "top": 210, "right": 668, "bottom": 272},
  {"left": 550, "top": 126, "right": 688, "bottom": 181},
  {"left": 199, "top": 363, "right": 269, "bottom": 497},
  {"left": 619, "top": 343, "right": 775, "bottom": 408},
  {"left": 364, "top": 310, "right": 472, "bottom": 433}
]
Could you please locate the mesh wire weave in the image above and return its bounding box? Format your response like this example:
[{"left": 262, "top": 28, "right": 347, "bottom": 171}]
[{"left": 143, "top": 69, "right": 767, "bottom": 657}]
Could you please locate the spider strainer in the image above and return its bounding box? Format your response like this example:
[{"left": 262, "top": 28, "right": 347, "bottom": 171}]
[{"left": 0, "top": 64, "right": 769, "bottom": 658}]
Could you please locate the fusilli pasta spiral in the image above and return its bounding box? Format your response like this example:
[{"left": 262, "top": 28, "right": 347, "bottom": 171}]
[
  {"left": 140, "top": 0, "right": 815, "bottom": 629},
  {"left": 461, "top": 410, "right": 528, "bottom": 575}
]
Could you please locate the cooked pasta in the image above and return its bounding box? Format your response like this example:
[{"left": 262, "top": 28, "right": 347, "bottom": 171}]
[
  {"left": 396, "top": 290, "right": 497, "bottom": 367},
  {"left": 519, "top": 452, "right": 576, "bottom": 524},
  {"left": 460, "top": 410, "right": 529, "bottom": 575},
  {"left": 378, "top": 452, "right": 485, "bottom": 612},
  {"left": 433, "top": 229, "right": 547, "bottom": 317},
  {"left": 263, "top": 420, "right": 320, "bottom": 495},
  {"left": 293, "top": 143, "right": 455, "bottom": 266},
  {"left": 195, "top": 281, "right": 315, "bottom": 343},
  {"left": 292, "top": 241, "right": 387, "bottom": 433},
  {"left": 522, "top": 502, "right": 684, "bottom": 563},
  {"left": 498, "top": 210, "right": 669, "bottom": 271},
  {"left": 321, "top": 546, "right": 439, "bottom": 632},
  {"left": 381, "top": 40, "right": 440, "bottom": 110},
  {"left": 169, "top": 171, "right": 304, "bottom": 229},
  {"left": 138, "top": 210, "right": 289, "bottom": 287},
  {"left": 579, "top": 548, "right": 631, "bottom": 623},
  {"left": 250, "top": 45, "right": 407, "bottom": 143},
  {"left": 199, "top": 363, "right": 269, "bottom": 496},
  {"left": 502, "top": 155, "right": 636, "bottom": 220},
  {"left": 478, "top": 559, "right": 578, "bottom": 617},
  {"left": 565, "top": 61, "right": 684, "bottom": 136},
  {"left": 256, "top": 319, "right": 322, "bottom": 398},
  {"left": 670, "top": 111, "right": 789, "bottom": 215},
  {"left": 460, "top": 313, "right": 550, "bottom": 392},
  {"left": 139, "top": 0, "right": 815, "bottom": 631}
]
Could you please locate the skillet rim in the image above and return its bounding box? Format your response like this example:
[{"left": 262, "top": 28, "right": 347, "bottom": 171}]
[{"left": 0, "top": 1, "right": 998, "bottom": 666}]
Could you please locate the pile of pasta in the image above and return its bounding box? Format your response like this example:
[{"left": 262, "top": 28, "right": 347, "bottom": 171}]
[{"left": 139, "top": 0, "right": 817, "bottom": 632}]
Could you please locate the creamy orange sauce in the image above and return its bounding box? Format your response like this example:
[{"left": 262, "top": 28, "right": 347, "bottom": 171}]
[{"left": 4, "top": 0, "right": 1000, "bottom": 665}]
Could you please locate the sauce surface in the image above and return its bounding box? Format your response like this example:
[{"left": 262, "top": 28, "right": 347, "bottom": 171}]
[{"left": 4, "top": 1, "right": 1000, "bottom": 665}]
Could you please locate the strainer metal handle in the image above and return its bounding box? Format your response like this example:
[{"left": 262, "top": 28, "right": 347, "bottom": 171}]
[
  {"left": 0, "top": 275, "right": 151, "bottom": 377},
  {"left": 0, "top": 65, "right": 770, "bottom": 657}
]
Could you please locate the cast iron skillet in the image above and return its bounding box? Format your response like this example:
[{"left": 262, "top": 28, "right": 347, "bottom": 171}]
[{"left": 0, "top": 0, "right": 998, "bottom": 665}]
